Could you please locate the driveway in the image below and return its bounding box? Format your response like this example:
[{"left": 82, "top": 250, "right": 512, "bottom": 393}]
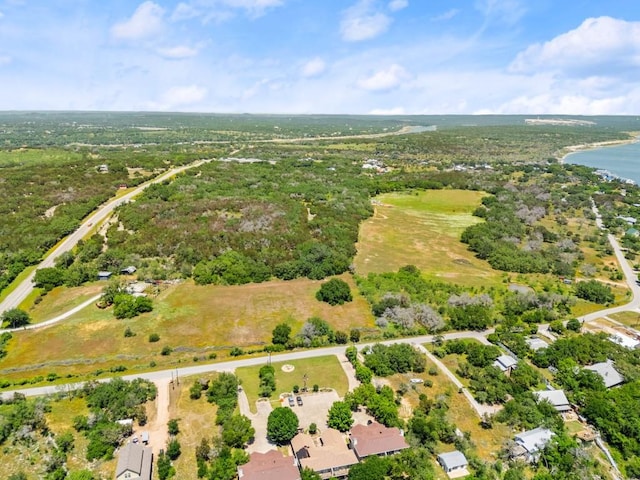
[{"left": 238, "top": 389, "right": 276, "bottom": 454}]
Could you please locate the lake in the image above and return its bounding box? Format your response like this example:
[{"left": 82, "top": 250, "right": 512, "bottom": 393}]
[{"left": 565, "top": 137, "right": 640, "bottom": 184}]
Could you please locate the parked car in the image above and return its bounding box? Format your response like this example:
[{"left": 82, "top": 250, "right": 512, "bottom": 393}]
[
  {"left": 288, "top": 395, "right": 295, "bottom": 407},
  {"left": 296, "top": 396, "right": 303, "bottom": 406}
]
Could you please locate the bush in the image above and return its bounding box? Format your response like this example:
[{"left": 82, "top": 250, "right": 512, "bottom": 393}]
[
  {"left": 149, "top": 333, "right": 160, "bottom": 343},
  {"left": 293, "top": 385, "right": 299, "bottom": 394},
  {"left": 566, "top": 318, "right": 582, "bottom": 332},
  {"left": 124, "top": 327, "right": 135, "bottom": 338},
  {"left": 190, "top": 382, "right": 203, "bottom": 400},
  {"left": 313, "top": 384, "right": 319, "bottom": 392},
  {"left": 230, "top": 347, "right": 244, "bottom": 357},
  {"left": 309, "top": 423, "right": 317, "bottom": 434},
  {"left": 161, "top": 346, "right": 172, "bottom": 356},
  {"left": 575, "top": 280, "right": 614, "bottom": 304},
  {"left": 315, "top": 278, "right": 352, "bottom": 305}
]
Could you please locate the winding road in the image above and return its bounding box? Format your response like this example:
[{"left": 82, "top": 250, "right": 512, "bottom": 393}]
[{"left": 0, "top": 159, "right": 211, "bottom": 316}]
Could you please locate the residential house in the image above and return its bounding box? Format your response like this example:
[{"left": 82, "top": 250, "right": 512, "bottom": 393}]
[
  {"left": 525, "top": 337, "right": 548, "bottom": 351},
  {"left": 437, "top": 450, "right": 469, "bottom": 477},
  {"left": 493, "top": 354, "right": 518, "bottom": 373},
  {"left": 238, "top": 450, "right": 301, "bottom": 480},
  {"left": 512, "top": 427, "right": 555, "bottom": 462},
  {"left": 291, "top": 429, "right": 358, "bottom": 480},
  {"left": 349, "top": 422, "right": 409, "bottom": 460},
  {"left": 585, "top": 360, "right": 625, "bottom": 388},
  {"left": 115, "top": 443, "right": 152, "bottom": 480},
  {"left": 533, "top": 389, "right": 571, "bottom": 412},
  {"left": 98, "top": 271, "right": 113, "bottom": 281},
  {"left": 121, "top": 266, "right": 137, "bottom": 275},
  {"left": 609, "top": 331, "right": 640, "bottom": 350}
]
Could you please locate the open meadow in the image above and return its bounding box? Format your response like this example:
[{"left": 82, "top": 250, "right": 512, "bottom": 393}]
[
  {"left": 0, "top": 276, "right": 374, "bottom": 383},
  {"left": 354, "top": 189, "right": 502, "bottom": 287}
]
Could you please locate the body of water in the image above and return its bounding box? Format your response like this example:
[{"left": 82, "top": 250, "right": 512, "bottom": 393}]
[{"left": 565, "top": 138, "right": 640, "bottom": 184}]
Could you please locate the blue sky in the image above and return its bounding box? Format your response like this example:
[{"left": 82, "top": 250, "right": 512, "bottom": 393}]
[{"left": 0, "top": 0, "right": 639, "bottom": 114}]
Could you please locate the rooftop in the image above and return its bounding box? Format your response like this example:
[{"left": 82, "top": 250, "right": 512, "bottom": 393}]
[
  {"left": 437, "top": 450, "right": 468, "bottom": 470},
  {"left": 115, "top": 442, "right": 152, "bottom": 479},
  {"left": 349, "top": 422, "right": 409, "bottom": 458},
  {"left": 585, "top": 360, "right": 625, "bottom": 388},
  {"left": 493, "top": 354, "right": 518, "bottom": 371},
  {"left": 291, "top": 429, "right": 358, "bottom": 474},
  {"left": 238, "top": 450, "right": 301, "bottom": 480},
  {"left": 533, "top": 390, "right": 571, "bottom": 411},
  {"left": 525, "top": 337, "right": 549, "bottom": 351},
  {"left": 514, "top": 427, "right": 555, "bottom": 454}
]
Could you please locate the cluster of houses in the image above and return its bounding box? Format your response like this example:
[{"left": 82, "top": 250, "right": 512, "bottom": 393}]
[
  {"left": 361, "top": 158, "right": 390, "bottom": 173},
  {"left": 238, "top": 421, "right": 411, "bottom": 480}
]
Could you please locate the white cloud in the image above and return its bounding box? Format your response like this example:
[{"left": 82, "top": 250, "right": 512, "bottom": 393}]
[
  {"left": 157, "top": 45, "right": 199, "bottom": 59},
  {"left": 432, "top": 9, "right": 459, "bottom": 22},
  {"left": 0, "top": 55, "right": 12, "bottom": 66},
  {"left": 111, "top": 1, "right": 165, "bottom": 41},
  {"left": 171, "top": 2, "right": 199, "bottom": 21},
  {"left": 388, "top": 0, "right": 408, "bottom": 12},
  {"left": 301, "top": 57, "right": 326, "bottom": 78},
  {"left": 159, "top": 85, "right": 208, "bottom": 108},
  {"left": 171, "top": 0, "right": 282, "bottom": 22},
  {"left": 358, "top": 64, "right": 408, "bottom": 91},
  {"left": 510, "top": 17, "right": 640, "bottom": 75},
  {"left": 370, "top": 106, "right": 405, "bottom": 114},
  {"left": 341, "top": 0, "right": 392, "bottom": 42}
]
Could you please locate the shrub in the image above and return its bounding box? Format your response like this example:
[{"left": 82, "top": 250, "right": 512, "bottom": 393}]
[
  {"left": 309, "top": 423, "right": 317, "bottom": 434},
  {"left": 124, "top": 327, "right": 135, "bottom": 338},
  {"left": 230, "top": 347, "right": 244, "bottom": 357},
  {"left": 161, "top": 346, "right": 172, "bottom": 356},
  {"left": 315, "top": 278, "right": 352, "bottom": 305},
  {"left": 149, "top": 333, "right": 160, "bottom": 343}
]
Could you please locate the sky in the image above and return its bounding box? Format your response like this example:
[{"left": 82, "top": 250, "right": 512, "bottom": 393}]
[{"left": 0, "top": 0, "right": 639, "bottom": 115}]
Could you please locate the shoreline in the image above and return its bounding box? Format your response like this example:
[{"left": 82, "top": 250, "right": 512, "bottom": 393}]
[{"left": 559, "top": 133, "right": 640, "bottom": 164}]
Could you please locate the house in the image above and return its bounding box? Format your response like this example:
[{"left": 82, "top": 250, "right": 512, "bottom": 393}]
[
  {"left": 115, "top": 442, "right": 152, "bottom": 480},
  {"left": 533, "top": 389, "right": 571, "bottom": 412},
  {"left": 513, "top": 427, "right": 555, "bottom": 462},
  {"left": 291, "top": 429, "right": 358, "bottom": 479},
  {"left": 609, "top": 332, "right": 640, "bottom": 350},
  {"left": 238, "top": 450, "right": 301, "bottom": 480},
  {"left": 121, "top": 266, "right": 137, "bottom": 275},
  {"left": 437, "top": 450, "right": 469, "bottom": 477},
  {"left": 98, "top": 164, "right": 109, "bottom": 173},
  {"left": 625, "top": 227, "right": 640, "bottom": 237},
  {"left": 585, "top": 360, "right": 625, "bottom": 388},
  {"left": 525, "top": 337, "right": 549, "bottom": 351},
  {"left": 349, "top": 422, "right": 409, "bottom": 459},
  {"left": 98, "top": 271, "right": 113, "bottom": 281},
  {"left": 493, "top": 354, "right": 518, "bottom": 373}
]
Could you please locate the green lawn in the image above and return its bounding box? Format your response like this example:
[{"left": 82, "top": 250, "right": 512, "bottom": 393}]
[
  {"left": 354, "top": 189, "right": 502, "bottom": 287},
  {"left": 236, "top": 355, "right": 348, "bottom": 413}
]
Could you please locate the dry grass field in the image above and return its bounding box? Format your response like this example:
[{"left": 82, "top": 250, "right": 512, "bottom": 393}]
[
  {"left": 0, "top": 276, "right": 374, "bottom": 383},
  {"left": 354, "top": 190, "right": 502, "bottom": 287}
]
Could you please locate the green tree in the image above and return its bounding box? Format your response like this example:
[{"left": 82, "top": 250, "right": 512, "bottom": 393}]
[
  {"left": 1, "top": 308, "right": 30, "bottom": 328},
  {"left": 222, "top": 414, "right": 255, "bottom": 448},
  {"left": 566, "top": 318, "right": 582, "bottom": 332},
  {"left": 327, "top": 401, "right": 354, "bottom": 432},
  {"left": 267, "top": 407, "right": 299, "bottom": 445},
  {"left": 575, "top": 280, "right": 614, "bottom": 304},
  {"left": 301, "top": 467, "right": 322, "bottom": 480},
  {"left": 67, "top": 471, "right": 96, "bottom": 480},
  {"left": 315, "top": 278, "right": 353, "bottom": 305},
  {"left": 166, "top": 438, "right": 181, "bottom": 460},
  {"left": 350, "top": 328, "right": 361, "bottom": 343},
  {"left": 157, "top": 451, "right": 175, "bottom": 480},
  {"left": 34, "top": 267, "right": 65, "bottom": 292},
  {"left": 272, "top": 323, "right": 292, "bottom": 345},
  {"left": 56, "top": 431, "right": 75, "bottom": 453},
  {"left": 168, "top": 419, "right": 179, "bottom": 436},
  {"left": 348, "top": 455, "right": 391, "bottom": 480}
]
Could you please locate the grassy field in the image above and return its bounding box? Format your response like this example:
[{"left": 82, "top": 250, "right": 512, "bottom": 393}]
[
  {"left": 353, "top": 190, "right": 502, "bottom": 287},
  {"left": 168, "top": 373, "right": 219, "bottom": 480},
  {"left": 236, "top": 355, "right": 348, "bottom": 413},
  {"left": 384, "top": 362, "right": 511, "bottom": 461},
  {"left": 0, "top": 276, "right": 373, "bottom": 383},
  {"left": 609, "top": 311, "right": 640, "bottom": 327}
]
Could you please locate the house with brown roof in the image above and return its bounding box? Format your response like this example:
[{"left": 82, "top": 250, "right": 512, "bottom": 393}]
[
  {"left": 291, "top": 429, "right": 358, "bottom": 480},
  {"left": 238, "top": 450, "right": 301, "bottom": 480},
  {"left": 115, "top": 442, "right": 152, "bottom": 480},
  {"left": 349, "top": 422, "right": 409, "bottom": 460}
]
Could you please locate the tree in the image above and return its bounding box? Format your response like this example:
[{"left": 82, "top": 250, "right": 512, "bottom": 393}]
[
  {"left": 56, "top": 431, "right": 75, "bottom": 453},
  {"left": 350, "top": 328, "right": 361, "bottom": 343},
  {"left": 267, "top": 407, "right": 299, "bottom": 445},
  {"left": 315, "top": 278, "right": 352, "bottom": 305},
  {"left": 222, "top": 414, "right": 255, "bottom": 448},
  {"left": 334, "top": 330, "right": 348, "bottom": 344},
  {"left": 67, "top": 471, "right": 96, "bottom": 480},
  {"left": 1, "top": 308, "right": 30, "bottom": 328},
  {"left": 272, "top": 323, "right": 292, "bottom": 345},
  {"left": 157, "top": 451, "right": 175, "bottom": 480},
  {"left": 168, "top": 419, "right": 179, "bottom": 436},
  {"left": 34, "top": 267, "right": 65, "bottom": 292},
  {"left": 575, "top": 280, "right": 614, "bottom": 304},
  {"left": 566, "top": 318, "right": 582, "bottom": 332},
  {"left": 348, "top": 455, "right": 391, "bottom": 480},
  {"left": 327, "top": 401, "right": 354, "bottom": 432},
  {"left": 301, "top": 468, "right": 322, "bottom": 480},
  {"left": 166, "top": 438, "right": 181, "bottom": 460}
]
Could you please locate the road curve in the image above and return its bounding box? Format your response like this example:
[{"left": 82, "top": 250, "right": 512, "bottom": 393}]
[
  {"left": 0, "top": 330, "right": 493, "bottom": 401},
  {"left": 0, "top": 160, "right": 210, "bottom": 315}
]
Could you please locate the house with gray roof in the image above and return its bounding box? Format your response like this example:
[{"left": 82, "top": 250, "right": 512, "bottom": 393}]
[
  {"left": 493, "top": 354, "right": 518, "bottom": 373},
  {"left": 533, "top": 389, "right": 571, "bottom": 412},
  {"left": 513, "top": 427, "right": 554, "bottom": 462},
  {"left": 437, "top": 450, "right": 469, "bottom": 477},
  {"left": 115, "top": 443, "right": 152, "bottom": 480},
  {"left": 585, "top": 360, "right": 625, "bottom": 388},
  {"left": 525, "top": 337, "right": 548, "bottom": 351}
]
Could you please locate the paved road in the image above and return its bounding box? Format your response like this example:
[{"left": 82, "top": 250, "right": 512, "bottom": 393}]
[
  {"left": 0, "top": 294, "right": 102, "bottom": 334},
  {"left": 0, "top": 159, "right": 210, "bottom": 315},
  {"left": 0, "top": 330, "right": 493, "bottom": 401}
]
